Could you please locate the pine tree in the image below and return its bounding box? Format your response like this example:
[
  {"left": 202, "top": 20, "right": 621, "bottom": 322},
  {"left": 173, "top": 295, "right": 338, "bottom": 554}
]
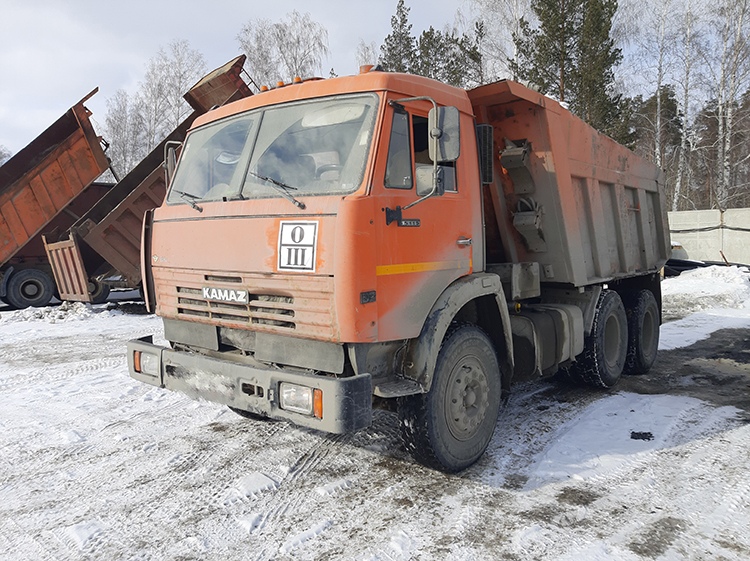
[
  {"left": 572, "top": 0, "right": 623, "bottom": 136},
  {"left": 511, "top": 0, "right": 584, "bottom": 102},
  {"left": 380, "top": 0, "right": 416, "bottom": 73},
  {"left": 379, "top": 1, "right": 484, "bottom": 88},
  {"left": 511, "top": 0, "right": 630, "bottom": 142}
]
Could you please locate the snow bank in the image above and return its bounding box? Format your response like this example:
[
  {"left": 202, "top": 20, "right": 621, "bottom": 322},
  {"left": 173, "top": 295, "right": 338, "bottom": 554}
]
[
  {"left": 0, "top": 301, "right": 102, "bottom": 324},
  {"left": 662, "top": 265, "right": 750, "bottom": 318},
  {"left": 660, "top": 265, "right": 750, "bottom": 350}
]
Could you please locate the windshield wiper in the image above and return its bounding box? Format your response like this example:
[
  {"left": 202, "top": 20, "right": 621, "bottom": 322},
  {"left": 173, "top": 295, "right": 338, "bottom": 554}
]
[
  {"left": 172, "top": 189, "right": 204, "bottom": 212},
  {"left": 246, "top": 171, "right": 306, "bottom": 210}
]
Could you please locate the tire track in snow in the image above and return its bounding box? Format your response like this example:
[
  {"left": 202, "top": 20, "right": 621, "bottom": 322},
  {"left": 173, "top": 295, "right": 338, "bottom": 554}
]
[
  {"left": 544, "top": 402, "right": 745, "bottom": 560},
  {"left": 658, "top": 422, "right": 750, "bottom": 558},
  {"left": 225, "top": 413, "right": 402, "bottom": 560},
  {"left": 252, "top": 432, "right": 348, "bottom": 535}
]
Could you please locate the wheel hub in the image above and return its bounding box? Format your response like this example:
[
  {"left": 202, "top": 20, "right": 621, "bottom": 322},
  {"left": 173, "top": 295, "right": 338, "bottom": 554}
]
[
  {"left": 446, "top": 359, "right": 490, "bottom": 441},
  {"left": 21, "top": 280, "right": 42, "bottom": 299}
]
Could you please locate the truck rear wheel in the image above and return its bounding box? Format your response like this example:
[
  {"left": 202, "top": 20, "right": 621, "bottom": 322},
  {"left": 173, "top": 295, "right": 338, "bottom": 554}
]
[
  {"left": 5, "top": 268, "right": 55, "bottom": 309},
  {"left": 624, "top": 289, "right": 659, "bottom": 375},
  {"left": 570, "top": 290, "right": 627, "bottom": 388},
  {"left": 398, "top": 324, "right": 501, "bottom": 473},
  {"left": 88, "top": 279, "right": 111, "bottom": 304}
]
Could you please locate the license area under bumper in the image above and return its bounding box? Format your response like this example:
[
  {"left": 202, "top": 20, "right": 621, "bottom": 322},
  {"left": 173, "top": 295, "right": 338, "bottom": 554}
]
[{"left": 127, "top": 336, "right": 372, "bottom": 434}]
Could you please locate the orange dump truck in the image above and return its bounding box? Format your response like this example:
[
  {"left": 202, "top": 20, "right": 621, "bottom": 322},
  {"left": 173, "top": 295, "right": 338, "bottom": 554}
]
[
  {"left": 127, "top": 69, "right": 669, "bottom": 471},
  {"left": 0, "top": 90, "right": 110, "bottom": 308}
]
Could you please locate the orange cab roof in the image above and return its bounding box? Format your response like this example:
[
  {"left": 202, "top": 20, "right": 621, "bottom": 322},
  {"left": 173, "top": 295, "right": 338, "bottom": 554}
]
[{"left": 191, "top": 70, "right": 474, "bottom": 130}]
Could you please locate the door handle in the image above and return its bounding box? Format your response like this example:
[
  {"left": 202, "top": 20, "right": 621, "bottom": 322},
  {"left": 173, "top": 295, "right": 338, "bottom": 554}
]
[{"left": 457, "top": 237, "right": 472, "bottom": 247}]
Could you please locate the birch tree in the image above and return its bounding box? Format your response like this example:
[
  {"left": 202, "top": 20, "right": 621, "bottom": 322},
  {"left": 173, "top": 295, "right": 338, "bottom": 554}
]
[
  {"left": 356, "top": 40, "right": 380, "bottom": 68},
  {"left": 238, "top": 11, "right": 329, "bottom": 88},
  {"left": 702, "top": 0, "right": 750, "bottom": 208},
  {"left": 630, "top": 0, "right": 677, "bottom": 167},
  {"left": 471, "top": 0, "right": 532, "bottom": 79},
  {"left": 0, "top": 145, "right": 11, "bottom": 166},
  {"left": 103, "top": 40, "right": 206, "bottom": 176},
  {"left": 104, "top": 89, "right": 141, "bottom": 177},
  {"left": 673, "top": 0, "right": 700, "bottom": 211}
]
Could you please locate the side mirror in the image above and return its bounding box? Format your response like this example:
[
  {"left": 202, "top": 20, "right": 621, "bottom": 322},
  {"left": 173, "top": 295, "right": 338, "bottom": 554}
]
[
  {"left": 164, "top": 141, "right": 182, "bottom": 184},
  {"left": 428, "top": 106, "right": 460, "bottom": 163}
]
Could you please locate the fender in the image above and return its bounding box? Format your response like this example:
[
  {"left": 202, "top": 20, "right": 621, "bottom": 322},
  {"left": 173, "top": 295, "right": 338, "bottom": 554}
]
[
  {"left": 0, "top": 266, "right": 14, "bottom": 299},
  {"left": 140, "top": 209, "right": 156, "bottom": 313},
  {"left": 401, "top": 272, "right": 514, "bottom": 393}
]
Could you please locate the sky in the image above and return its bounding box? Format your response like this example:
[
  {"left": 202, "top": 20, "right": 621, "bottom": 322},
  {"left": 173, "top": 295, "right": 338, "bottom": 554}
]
[{"left": 0, "top": 0, "right": 470, "bottom": 154}]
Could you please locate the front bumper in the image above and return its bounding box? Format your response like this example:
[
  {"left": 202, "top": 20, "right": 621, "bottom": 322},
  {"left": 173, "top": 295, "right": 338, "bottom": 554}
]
[{"left": 127, "top": 336, "right": 372, "bottom": 434}]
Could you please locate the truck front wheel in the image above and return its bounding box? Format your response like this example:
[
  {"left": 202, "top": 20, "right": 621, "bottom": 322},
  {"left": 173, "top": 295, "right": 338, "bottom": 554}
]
[
  {"left": 624, "top": 289, "right": 660, "bottom": 375},
  {"left": 570, "top": 289, "right": 628, "bottom": 388},
  {"left": 398, "top": 324, "right": 501, "bottom": 473}
]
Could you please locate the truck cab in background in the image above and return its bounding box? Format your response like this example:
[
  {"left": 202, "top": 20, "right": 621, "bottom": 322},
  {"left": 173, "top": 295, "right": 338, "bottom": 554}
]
[{"left": 128, "top": 67, "right": 669, "bottom": 472}]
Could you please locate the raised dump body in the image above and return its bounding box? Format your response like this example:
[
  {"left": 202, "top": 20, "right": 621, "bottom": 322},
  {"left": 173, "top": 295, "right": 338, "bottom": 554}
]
[
  {"left": 44, "top": 56, "right": 253, "bottom": 302},
  {"left": 0, "top": 89, "right": 109, "bottom": 308},
  {"left": 469, "top": 80, "right": 670, "bottom": 289},
  {"left": 44, "top": 120, "right": 197, "bottom": 302},
  {"left": 183, "top": 55, "right": 252, "bottom": 112}
]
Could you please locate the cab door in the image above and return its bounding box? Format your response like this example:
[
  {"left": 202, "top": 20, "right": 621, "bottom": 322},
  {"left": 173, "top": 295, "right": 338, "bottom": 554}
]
[{"left": 372, "top": 99, "right": 476, "bottom": 341}]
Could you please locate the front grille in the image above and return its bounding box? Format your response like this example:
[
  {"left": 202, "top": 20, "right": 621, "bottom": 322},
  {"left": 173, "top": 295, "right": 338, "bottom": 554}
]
[
  {"left": 177, "top": 291, "right": 296, "bottom": 328},
  {"left": 155, "top": 268, "right": 337, "bottom": 340}
]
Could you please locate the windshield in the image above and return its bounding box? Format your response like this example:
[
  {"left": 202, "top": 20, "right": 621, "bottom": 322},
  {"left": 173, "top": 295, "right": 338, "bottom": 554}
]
[{"left": 167, "top": 93, "right": 379, "bottom": 205}]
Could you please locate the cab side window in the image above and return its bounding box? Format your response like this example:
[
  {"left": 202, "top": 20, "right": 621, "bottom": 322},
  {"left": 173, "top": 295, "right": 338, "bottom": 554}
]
[{"left": 385, "top": 108, "right": 413, "bottom": 189}]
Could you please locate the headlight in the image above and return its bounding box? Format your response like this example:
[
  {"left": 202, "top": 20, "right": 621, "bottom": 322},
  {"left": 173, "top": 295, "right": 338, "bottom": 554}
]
[
  {"left": 134, "top": 350, "right": 159, "bottom": 376},
  {"left": 279, "top": 383, "right": 322, "bottom": 418}
]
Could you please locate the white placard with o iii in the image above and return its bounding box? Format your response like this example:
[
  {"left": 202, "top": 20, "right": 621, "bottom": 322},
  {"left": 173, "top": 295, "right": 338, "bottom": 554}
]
[{"left": 277, "top": 221, "right": 318, "bottom": 272}]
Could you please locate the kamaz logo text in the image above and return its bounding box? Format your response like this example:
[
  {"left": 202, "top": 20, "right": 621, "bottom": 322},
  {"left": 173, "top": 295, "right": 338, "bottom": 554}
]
[{"left": 202, "top": 287, "right": 249, "bottom": 303}]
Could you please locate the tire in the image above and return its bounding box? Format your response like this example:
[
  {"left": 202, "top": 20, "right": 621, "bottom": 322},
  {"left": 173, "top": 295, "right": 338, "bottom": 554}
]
[
  {"left": 624, "top": 289, "right": 660, "bottom": 375},
  {"left": 5, "top": 268, "right": 55, "bottom": 309},
  {"left": 569, "top": 290, "right": 628, "bottom": 388},
  {"left": 398, "top": 324, "right": 502, "bottom": 473},
  {"left": 88, "top": 279, "right": 111, "bottom": 304}
]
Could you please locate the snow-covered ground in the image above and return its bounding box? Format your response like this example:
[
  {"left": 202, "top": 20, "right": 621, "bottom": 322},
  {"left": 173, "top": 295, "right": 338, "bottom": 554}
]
[{"left": 1, "top": 268, "right": 750, "bottom": 560}]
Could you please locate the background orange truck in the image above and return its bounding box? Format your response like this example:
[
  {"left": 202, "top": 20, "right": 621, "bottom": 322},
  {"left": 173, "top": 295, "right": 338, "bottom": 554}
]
[
  {"left": 43, "top": 56, "right": 253, "bottom": 304},
  {"left": 0, "top": 90, "right": 110, "bottom": 308},
  {"left": 128, "top": 67, "right": 669, "bottom": 472}
]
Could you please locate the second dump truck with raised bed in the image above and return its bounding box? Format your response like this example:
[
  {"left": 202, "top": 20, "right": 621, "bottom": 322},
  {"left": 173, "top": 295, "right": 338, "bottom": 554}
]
[
  {"left": 43, "top": 56, "right": 253, "bottom": 303},
  {"left": 0, "top": 90, "right": 109, "bottom": 308},
  {"left": 128, "top": 68, "right": 669, "bottom": 472}
]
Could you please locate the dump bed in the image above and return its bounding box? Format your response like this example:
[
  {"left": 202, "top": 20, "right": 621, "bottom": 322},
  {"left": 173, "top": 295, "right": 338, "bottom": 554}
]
[
  {"left": 44, "top": 119, "right": 198, "bottom": 299},
  {"left": 0, "top": 89, "right": 109, "bottom": 268},
  {"left": 469, "top": 81, "right": 670, "bottom": 288},
  {"left": 44, "top": 56, "right": 253, "bottom": 302}
]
